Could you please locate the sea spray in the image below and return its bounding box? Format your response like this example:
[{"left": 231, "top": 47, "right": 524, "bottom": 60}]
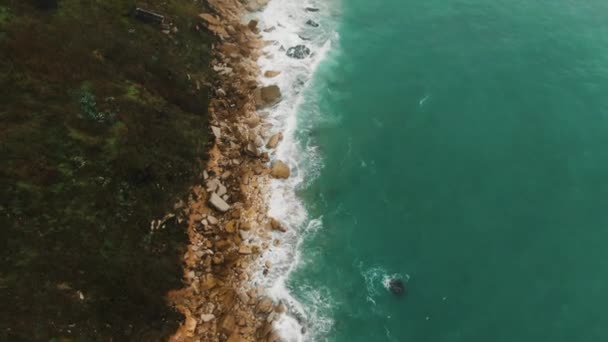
[{"left": 248, "top": 0, "right": 340, "bottom": 340}]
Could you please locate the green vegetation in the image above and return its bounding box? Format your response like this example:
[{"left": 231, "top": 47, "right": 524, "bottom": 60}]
[{"left": 0, "top": 0, "right": 215, "bottom": 340}]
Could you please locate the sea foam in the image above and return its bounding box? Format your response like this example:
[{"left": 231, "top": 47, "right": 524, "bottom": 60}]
[{"left": 247, "top": 0, "right": 339, "bottom": 340}]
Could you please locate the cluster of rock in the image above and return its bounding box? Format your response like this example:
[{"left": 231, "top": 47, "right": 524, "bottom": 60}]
[{"left": 168, "top": 1, "right": 292, "bottom": 342}]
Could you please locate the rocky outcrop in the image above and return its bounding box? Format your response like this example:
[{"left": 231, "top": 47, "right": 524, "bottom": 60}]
[
  {"left": 270, "top": 160, "right": 290, "bottom": 179},
  {"left": 286, "top": 45, "right": 310, "bottom": 59},
  {"left": 169, "top": 1, "right": 288, "bottom": 341}
]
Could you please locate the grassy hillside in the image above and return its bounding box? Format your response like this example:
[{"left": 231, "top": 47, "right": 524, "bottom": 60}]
[{"left": 0, "top": 0, "right": 214, "bottom": 340}]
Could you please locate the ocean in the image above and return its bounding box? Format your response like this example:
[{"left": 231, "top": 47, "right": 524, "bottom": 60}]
[{"left": 254, "top": 0, "right": 608, "bottom": 341}]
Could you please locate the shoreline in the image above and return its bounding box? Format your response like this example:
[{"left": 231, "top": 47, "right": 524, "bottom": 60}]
[{"left": 168, "top": 0, "right": 290, "bottom": 341}]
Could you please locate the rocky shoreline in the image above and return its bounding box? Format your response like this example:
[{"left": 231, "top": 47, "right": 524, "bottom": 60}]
[{"left": 168, "top": 1, "right": 289, "bottom": 341}]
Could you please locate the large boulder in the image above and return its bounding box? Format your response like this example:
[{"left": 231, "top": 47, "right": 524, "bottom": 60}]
[
  {"left": 255, "top": 85, "right": 282, "bottom": 108},
  {"left": 270, "top": 160, "right": 290, "bottom": 179},
  {"left": 286, "top": 45, "right": 311, "bottom": 59}
]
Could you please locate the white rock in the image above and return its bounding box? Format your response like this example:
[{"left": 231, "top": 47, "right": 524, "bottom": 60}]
[
  {"left": 200, "top": 314, "right": 215, "bottom": 322},
  {"left": 207, "top": 215, "right": 218, "bottom": 225},
  {"left": 209, "top": 193, "right": 230, "bottom": 212},
  {"left": 211, "top": 126, "right": 221, "bottom": 139}
]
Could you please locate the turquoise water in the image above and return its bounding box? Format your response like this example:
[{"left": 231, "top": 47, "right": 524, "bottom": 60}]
[{"left": 290, "top": 0, "right": 608, "bottom": 340}]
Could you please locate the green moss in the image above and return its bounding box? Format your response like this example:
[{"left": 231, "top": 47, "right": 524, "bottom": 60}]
[
  {"left": 124, "top": 82, "right": 140, "bottom": 101},
  {"left": 0, "top": 0, "right": 215, "bottom": 340},
  {"left": 0, "top": 6, "right": 12, "bottom": 25}
]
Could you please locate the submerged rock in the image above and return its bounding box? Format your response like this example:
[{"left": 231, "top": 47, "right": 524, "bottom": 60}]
[
  {"left": 388, "top": 278, "right": 406, "bottom": 296},
  {"left": 286, "top": 45, "right": 311, "bottom": 59},
  {"left": 306, "top": 19, "right": 319, "bottom": 27},
  {"left": 305, "top": 7, "right": 320, "bottom": 12}
]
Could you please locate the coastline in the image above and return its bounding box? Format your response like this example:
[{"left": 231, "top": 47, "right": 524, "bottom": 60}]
[{"left": 168, "top": 0, "right": 289, "bottom": 341}]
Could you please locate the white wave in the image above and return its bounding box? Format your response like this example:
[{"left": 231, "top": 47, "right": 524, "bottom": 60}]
[
  {"left": 246, "top": 0, "right": 342, "bottom": 340},
  {"left": 360, "top": 264, "right": 410, "bottom": 299}
]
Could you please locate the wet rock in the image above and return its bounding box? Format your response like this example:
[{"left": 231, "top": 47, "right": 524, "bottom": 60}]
[
  {"left": 200, "top": 313, "right": 216, "bottom": 322},
  {"left": 257, "top": 297, "right": 274, "bottom": 313},
  {"left": 209, "top": 193, "right": 230, "bottom": 212},
  {"left": 264, "top": 70, "right": 281, "bottom": 78},
  {"left": 255, "top": 85, "right": 282, "bottom": 108},
  {"left": 248, "top": 19, "right": 259, "bottom": 32},
  {"left": 388, "top": 278, "right": 406, "bottom": 296},
  {"left": 270, "top": 160, "right": 290, "bottom": 179},
  {"left": 306, "top": 19, "right": 319, "bottom": 27},
  {"left": 286, "top": 45, "right": 311, "bottom": 59},
  {"left": 270, "top": 218, "right": 286, "bottom": 232},
  {"left": 266, "top": 132, "right": 283, "bottom": 149},
  {"left": 246, "top": 0, "right": 269, "bottom": 12}
]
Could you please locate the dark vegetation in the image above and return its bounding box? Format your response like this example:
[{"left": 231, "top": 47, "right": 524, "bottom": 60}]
[{"left": 0, "top": 0, "right": 215, "bottom": 340}]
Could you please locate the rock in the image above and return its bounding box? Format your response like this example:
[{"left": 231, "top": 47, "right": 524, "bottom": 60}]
[
  {"left": 286, "top": 45, "right": 311, "bottom": 59},
  {"left": 200, "top": 314, "right": 216, "bottom": 322},
  {"left": 254, "top": 135, "right": 265, "bottom": 147},
  {"left": 255, "top": 85, "right": 282, "bottom": 108},
  {"left": 388, "top": 278, "right": 406, "bottom": 296},
  {"left": 217, "top": 182, "right": 227, "bottom": 196},
  {"left": 245, "top": 142, "right": 260, "bottom": 157},
  {"left": 270, "top": 218, "right": 286, "bottom": 232},
  {"left": 306, "top": 19, "right": 319, "bottom": 27},
  {"left": 246, "top": 116, "right": 261, "bottom": 128},
  {"left": 240, "top": 221, "right": 252, "bottom": 230},
  {"left": 276, "top": 302, "right": 287, "bottom": 313},
  {"left": 209, "top": 193, "right": 230, "bottom": 212},
  {"left": 227, "top": 333, "right": 249, "bottom": 342},
  {"left": 266, "top": 132, "right": 283, "bottom": 149},
  {"left": 257, "top": 297, "right": 274, "bottom": 313},
  {"left": 248, "top": 19, "right": 259, "bottom": 32},
  {"left": 222, "top": 315, "right": 236, "bottom": 334},
  {"left": 264, "top": 70, "right": 281, "bottom": 78},
  {"left": 265, "top": 260, "right": 272, "bottom": 268},
  {"left": 237, "top": 290, "right": 250, "bottom": 304},
  {"left": 225, "top": 220, "right": 237, "bottom": 234},
  {"left": 239, "top": 245, "right": 253, "bottom": 254},
  {"left": 201, "top": 274, "right": 217, "bottom": 290},
  {"left": 211, "top": 126, "right": 221, "bottom": 139},
  {"left": 270, "top": 160, "right": 290, "bottom": 179},
  {"left": 207, "top": 178, "right": 220, "bottom": 192},
  {"left": 207, "top": 215, "right": 218, "bottom": 225},
  {"left": 246, "top": 0, "right": 269, "bottom": 12},
  {"left": 199, "top": 13, "right": 221, "bottom": 26},
  {"left": 305, "top": 7, "right": 320, "bottom": 12}
]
